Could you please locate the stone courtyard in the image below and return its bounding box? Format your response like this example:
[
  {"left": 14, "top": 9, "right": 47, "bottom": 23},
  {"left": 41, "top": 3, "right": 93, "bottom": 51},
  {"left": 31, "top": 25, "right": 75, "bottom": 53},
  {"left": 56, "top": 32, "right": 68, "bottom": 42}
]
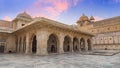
[{"left": 0, "top": 51, "right": 120, "bottom": 68}]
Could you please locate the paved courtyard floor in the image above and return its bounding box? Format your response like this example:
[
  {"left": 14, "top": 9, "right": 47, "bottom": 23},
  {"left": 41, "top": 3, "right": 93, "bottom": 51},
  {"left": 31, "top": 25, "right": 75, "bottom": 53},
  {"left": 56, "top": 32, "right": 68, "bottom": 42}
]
[{"left": 0, "top": 52, "right": 120, "bottom": 68}]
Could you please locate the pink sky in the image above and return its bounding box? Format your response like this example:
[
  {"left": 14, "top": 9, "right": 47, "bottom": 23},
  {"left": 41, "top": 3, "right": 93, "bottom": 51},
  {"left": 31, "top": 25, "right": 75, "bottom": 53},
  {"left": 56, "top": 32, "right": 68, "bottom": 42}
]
[
  {"left": 27, "top": 0, "right": 80, "bottom": 19},
  {"left": 1, "top": 0, "right": 120, "bottom": 24}
]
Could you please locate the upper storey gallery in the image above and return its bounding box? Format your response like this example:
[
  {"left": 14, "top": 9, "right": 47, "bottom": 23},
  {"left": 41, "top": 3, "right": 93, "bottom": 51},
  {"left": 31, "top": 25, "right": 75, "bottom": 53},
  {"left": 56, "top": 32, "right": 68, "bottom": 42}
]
[
  {"left": 0, "top": 12, "right": 33, "bottom": 29},
  {"left": 0, "top": 12, "right": 95, "bottom": 31}
]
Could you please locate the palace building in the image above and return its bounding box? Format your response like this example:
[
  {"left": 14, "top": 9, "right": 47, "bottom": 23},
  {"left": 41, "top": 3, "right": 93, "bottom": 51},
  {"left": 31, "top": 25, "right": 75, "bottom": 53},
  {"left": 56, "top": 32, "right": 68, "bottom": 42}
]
[
  {"left": 78, "top": 14, "right": 120, "bottom": 50},
  {"left": 0, "top": 12, "right": 93, "bottom": 55}
]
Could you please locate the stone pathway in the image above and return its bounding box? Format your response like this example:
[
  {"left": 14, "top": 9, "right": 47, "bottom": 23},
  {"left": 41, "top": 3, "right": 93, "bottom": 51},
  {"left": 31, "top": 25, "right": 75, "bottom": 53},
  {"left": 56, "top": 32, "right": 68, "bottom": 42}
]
[{"left": 0, "top": 52, "right": 120, "bottom": 68}]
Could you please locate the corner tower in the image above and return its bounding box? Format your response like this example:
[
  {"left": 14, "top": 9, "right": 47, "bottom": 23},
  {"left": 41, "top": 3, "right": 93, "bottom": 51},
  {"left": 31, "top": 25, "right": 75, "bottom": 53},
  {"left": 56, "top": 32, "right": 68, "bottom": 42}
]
[
  {"left": 12, "top": 12, "right": 33, "bottom": 29},
  {"left": 76, "top": 14, "right": 94, "bottom": 32}
]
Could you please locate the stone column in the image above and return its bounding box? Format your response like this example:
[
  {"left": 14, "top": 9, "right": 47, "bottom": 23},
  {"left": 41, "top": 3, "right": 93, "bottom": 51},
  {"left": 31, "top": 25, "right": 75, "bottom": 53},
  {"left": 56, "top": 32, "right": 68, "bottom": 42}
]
[
  {"left": 20, "top": 37, "right": 23, "bottom": 53},
  {"left": 78, "top": 38, "right": 81, "bottom": 52},
  {"left": 90, "top": 38, "right": 93, "bottom": 50},
  {"left": 36, "top": 30, "right": 49, "bottom": 55},
  {"left": 90, "top": 38, "right": 95, "bottom": 50},
  {"left": 85, "top": 38, "right": 88, "bottom": 51},
  {"left": 58, "top": 33, "right": 64, "bottom": 54},
  {"left": 16, "top": 38, "right": 19, "bottom": 53},
  {"left": 25, "top": 33, "right": 30, "bottom": 54},
  {"left": 70, "top": 37, "right": 73, "bottom": 52},
  {"left": 17, "top": 37, "right": 20, "bottom": 53}
]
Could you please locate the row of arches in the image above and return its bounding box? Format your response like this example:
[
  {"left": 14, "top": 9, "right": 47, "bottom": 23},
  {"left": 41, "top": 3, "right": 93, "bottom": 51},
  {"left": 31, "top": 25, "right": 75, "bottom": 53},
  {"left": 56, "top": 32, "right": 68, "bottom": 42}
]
[{"left": 16, "top": 34, "right": 92, "bottom": 54}]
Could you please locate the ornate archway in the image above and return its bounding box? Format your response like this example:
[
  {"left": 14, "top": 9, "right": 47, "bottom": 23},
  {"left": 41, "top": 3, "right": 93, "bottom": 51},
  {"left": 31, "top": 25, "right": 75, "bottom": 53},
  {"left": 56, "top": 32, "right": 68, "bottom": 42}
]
[
  {"left": 87, "top": 39, "right": 92, "bottom": 50},
  {"left": 63, "top": 36, "right": 71, "bottom": 52},
  {"left": 32, "top": 35, "right": 37, "bottom": 53},
  {"left": 73, "top": 37, "right": 79, "bottom": 52},
  {"left": 80, "top": 38, "right": 85, "bottom": 51},
  {"left": 47, "top": 34, "right": 58, "bottom": 53}
]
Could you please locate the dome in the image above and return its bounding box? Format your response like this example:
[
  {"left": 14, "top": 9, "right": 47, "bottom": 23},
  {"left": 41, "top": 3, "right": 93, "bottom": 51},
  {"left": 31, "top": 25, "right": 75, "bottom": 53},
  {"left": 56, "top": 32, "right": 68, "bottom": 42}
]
[
  {"left": 13, "top": 12, "right": 33, "bottom": 22},
  {"left": 16, "top": 12, "right": 32, "bottom": 19},
  {"left": 90, "top": 16, "right": 95, "bottom": 20},
  {"left": 80, "top": 14, "right": 89, "bottom": 22}
]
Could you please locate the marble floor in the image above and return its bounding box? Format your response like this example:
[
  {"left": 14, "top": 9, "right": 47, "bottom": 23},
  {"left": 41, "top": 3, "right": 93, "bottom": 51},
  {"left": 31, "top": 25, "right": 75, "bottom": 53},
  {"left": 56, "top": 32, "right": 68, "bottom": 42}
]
[{"left": 0, "top": 53, "right": 120, "bottom": 68}]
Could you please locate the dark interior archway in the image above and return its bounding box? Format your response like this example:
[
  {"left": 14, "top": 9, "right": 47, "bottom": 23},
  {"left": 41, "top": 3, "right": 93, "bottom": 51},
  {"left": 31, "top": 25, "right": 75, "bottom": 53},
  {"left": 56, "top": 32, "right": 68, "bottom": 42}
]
[
  {"left": 32, "top": 35, "right": 37, "bottom": 53},
  {"left": 0, "top": 38, "right": 6, "bottom": 53},
  {"left": 80, "top": 38, "right": 85, "bottom": 51},
  {"left": 63, "top": 36, "right": 71, "bottom": 52},
  {"left": 73, "top": 37, "right": 79, "bottom": 52},
  {"left": 0, "top": 46, "right": 4, "bottom": 53},
  {"left": 47, "top": 34, "right": 58, "bottom": 53},
  {"left": 87, "top": 39, "right": 92, "bottom": 50}
]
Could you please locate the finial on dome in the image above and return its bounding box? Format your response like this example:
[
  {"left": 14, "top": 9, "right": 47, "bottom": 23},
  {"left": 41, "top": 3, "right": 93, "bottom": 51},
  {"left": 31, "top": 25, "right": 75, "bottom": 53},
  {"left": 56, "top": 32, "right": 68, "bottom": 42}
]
[
  {"left": 90, "top": 16, "right": 95, "bottom": 20},
  {"left": 82, "top": 13, "right": 85, "bottom": 16},
  {"left": 23, "top": 10, "right": 27, "bottom": 14},
  {"left": 79, "top": 13, "right": 89, "bottom": 22}
]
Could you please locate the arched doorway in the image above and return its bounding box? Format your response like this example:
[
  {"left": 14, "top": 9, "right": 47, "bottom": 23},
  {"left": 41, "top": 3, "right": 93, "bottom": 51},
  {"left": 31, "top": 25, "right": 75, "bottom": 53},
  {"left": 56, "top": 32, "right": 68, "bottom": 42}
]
[
  {"left": 47, "top": 34, "right": 58, "bottom": 53},
  {"left": 87, "top": 39, "right": 92, "bottom": 50},
  {"left": 73, "top": 37, "right": 79, "bottom": 52},
  {"left": 32, "top": 35, "right": 37, "bottom": 53},
  {"left": 63, "top": 36, "right": 71, "bottom": 52},
  {"left": 80, "top": 38, "right": 85, "bottom": 51},
  {"left": 23, "top": 37, "right": 26, "bottom": 53}
]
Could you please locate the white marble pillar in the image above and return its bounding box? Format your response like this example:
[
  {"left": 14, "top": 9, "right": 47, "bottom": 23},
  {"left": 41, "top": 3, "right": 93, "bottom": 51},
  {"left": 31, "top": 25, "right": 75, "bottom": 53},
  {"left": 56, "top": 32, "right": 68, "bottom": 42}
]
[
  {"left": 70, "top": 37, "right": 73, "bottom": 52},
  {"left": 21, "top": 37, "right": 23, "bottom": 53},
  {"left": 17, "top": 38, "right": 20, "bottom": 53},
  {"left": 78, "top": 38, "right": 81, "bottom": 52},
  {"left": 58, "top": 33, "right": 64, "bottom": 54},
  {"left": 36, "top": 30, "right": 49, "bottom": 55},
  {"left": 16, "top": 38, "right": 19, "bottom": 53},
  {"left": 90, "top": 38, "right": 93, "bottom": 50},
  {"left": 25, "top": 33, "right": 30, "bottom": 54},
  {"left": 85, "top": 38, "right": 88, "bottom": 51}
]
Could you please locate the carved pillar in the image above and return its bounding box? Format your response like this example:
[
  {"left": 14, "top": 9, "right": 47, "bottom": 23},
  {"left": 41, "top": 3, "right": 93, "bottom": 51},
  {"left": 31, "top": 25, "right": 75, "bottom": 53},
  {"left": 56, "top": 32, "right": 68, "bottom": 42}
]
[
  {"left": 17, "top": 37, "right": 19, "bottom": 53},
  {"left": 36, "top": 30, "right": 49, "bottom": 55},
  {"left": 90, "top": 38, "right": 93, "bottom": 50},
  {"left": 85, "top": 38, "right": 88, "bottom": 51},
  {"left": 70, "top": 37, "right": 73, "bottom": 52},
  {"left": 78, "top": 38, "right": 81, "bottom": 52},
  {"left": 25, "top": 33, "right": 30, "bottom": 54},
  {"left": 58, "top": 33, "right": 64, "bottom": 54},
  {"left": 21, "top": 37, "right": 23, "bottom": 53},
  {"left": 17, "top": 37, "right": 20, "bottom": 53}
]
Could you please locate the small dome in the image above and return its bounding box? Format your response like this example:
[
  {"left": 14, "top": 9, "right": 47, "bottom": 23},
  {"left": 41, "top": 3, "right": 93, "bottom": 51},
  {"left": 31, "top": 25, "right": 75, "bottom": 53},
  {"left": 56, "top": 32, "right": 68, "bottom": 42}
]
[
  {"left": 80, "top": 14, "right": 89, "bottom": 22},
  {"left": 13, "top": 12, "right": 33, "bottom": 22},
  {"left": 90, "top": 16, "right": 95, "bottom": 20},
  {"left": 16, "top": 12, "right": 32, "bottom": 19}
]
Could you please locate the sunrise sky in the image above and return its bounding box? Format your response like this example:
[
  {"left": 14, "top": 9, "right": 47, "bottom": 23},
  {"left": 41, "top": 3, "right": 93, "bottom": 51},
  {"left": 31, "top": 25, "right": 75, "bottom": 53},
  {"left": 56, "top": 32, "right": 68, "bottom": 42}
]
[{"left": 0, "top": 0, "right": 120, "bottom": 25}]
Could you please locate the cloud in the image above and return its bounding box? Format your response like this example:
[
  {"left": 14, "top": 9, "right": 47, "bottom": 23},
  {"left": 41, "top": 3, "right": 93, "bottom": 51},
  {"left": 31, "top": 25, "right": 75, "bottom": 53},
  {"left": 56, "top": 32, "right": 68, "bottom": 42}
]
[
  {"left": 3, "top": 16, "right": 12, "bottom": 21},
  {"left": 27, "top": 0, "right": 80, "bottom": 19},
  {"left": 94, "top": 16, "right": 104, "bottom": 21}
]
